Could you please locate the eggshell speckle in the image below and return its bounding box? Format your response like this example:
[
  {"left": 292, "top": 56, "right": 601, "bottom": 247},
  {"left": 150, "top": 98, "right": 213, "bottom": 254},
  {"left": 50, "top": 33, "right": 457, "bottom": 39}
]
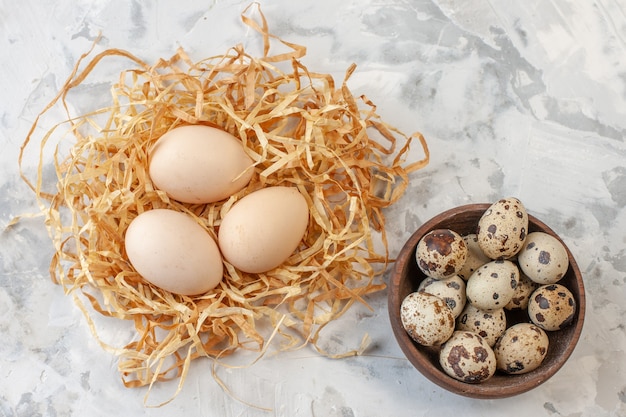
[
  {"left": 218, "top": 186, "right": 309, "bottom": 274},
  {"left": 125, "top": 209, "right": 223, "bottom": 295},
  {"left": 439, "top": 331, "right": 497, "bottom": 383},
  {"left": 456, "top": 304, "right": 506, "bottom": 347},
  {"left": 517, "top": 232, "right": 569, "bottom": 285},
  {"left": 400, "top": 292, "right": 455, "bottom": 347},
  {"left": 466, "top": 260, "right": 519, "bottom": 311},
  {"left": 418, "top": 275, "right": 466, "bottom": 318},
  {"left": 149, "top": 125, "right": 254, "bottom": 204},
  {"left": 477, "top": 197, "right": 528, "bottom": 259},
  {"left": 415, "top": 229, "right": 467, "bottom": 280},
  {"left": 528, "top": 284, "right": 576, "bottom": 331},
  {"left": 505, "top": 271, "right": 539, "bottom": 310},
  {"left": 494, "top": 323, "right": 549, "bottom": 374}
]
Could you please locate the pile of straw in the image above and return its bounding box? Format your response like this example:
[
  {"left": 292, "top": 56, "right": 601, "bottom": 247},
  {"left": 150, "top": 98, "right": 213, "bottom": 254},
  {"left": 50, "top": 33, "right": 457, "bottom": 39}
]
[{"left": 19, "top": 4, "right": 428, "bottom": 402}]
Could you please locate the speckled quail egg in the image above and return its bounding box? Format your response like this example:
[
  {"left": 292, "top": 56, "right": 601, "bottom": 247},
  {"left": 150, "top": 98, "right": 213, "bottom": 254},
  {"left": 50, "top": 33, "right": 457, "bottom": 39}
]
[
  {"left": 528, "top": 284, "right": 576, "bottom": 331},
  {"left": 418, "top": 275, "right": 466, "bottom": 318},
  {"left": 505, "top": 271, "right": 540, "bottom": 310},
  {"left": 517, "top": 232, "right": 569, "bottom": 285},
  {"left": 457, "top": 234, "right": 491, "bottom": 281},
  {"left": 477, "top": 197, "right": 528, "bottom": 259},
  {"left": 439, "top": 331, "right": 497, "bottom": 383},
  {"left": 466, "top": 260, "right": 520, "bottom": 311},
  {"left": 494, "top": 323, "right": 549, "bottom": 374},
  {"left": 456, "top": 303, "right": 506, "bottom": 347},
  {"left": 400, "top": 291, "right": 455, "bottom": 347},
  {"left": 415, "top": 229, "right": 468, "bottom": 280}
]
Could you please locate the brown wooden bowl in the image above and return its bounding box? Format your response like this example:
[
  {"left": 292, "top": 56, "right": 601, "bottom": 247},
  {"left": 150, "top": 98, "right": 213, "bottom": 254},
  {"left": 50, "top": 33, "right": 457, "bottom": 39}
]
[{"left": 388, "top": 203, "right": 585, "bottom": 399}]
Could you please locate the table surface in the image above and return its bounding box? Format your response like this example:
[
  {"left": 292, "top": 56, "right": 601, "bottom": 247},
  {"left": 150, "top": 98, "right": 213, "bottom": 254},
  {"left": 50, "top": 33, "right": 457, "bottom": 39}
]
[{"left": 2, "top": 1, "right": 625, "bottom": 416}]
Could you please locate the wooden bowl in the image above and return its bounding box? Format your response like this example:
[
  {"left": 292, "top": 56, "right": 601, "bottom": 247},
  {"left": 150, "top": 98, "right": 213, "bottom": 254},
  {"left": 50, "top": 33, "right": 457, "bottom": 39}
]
[{"left": 388, "top": 203, "right": 585, "bottom": 399}]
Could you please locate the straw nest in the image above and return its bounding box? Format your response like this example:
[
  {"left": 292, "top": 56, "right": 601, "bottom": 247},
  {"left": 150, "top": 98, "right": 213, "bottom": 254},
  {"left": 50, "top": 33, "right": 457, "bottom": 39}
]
[{"left": 19, "top": 3, "right": 429, "bottom": 403}]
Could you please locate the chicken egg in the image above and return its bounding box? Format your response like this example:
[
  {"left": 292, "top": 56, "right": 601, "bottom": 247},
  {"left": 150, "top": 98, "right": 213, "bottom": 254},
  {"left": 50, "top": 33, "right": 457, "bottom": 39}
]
[
  {"left": 149, "top": 125, "right": 254, "bottom": 204},
  {"left": 218, "top": 186, "right": 309, "bottom": 274},
  {"left": 124, "top": 209, "right": 223, "bottom": 295}
]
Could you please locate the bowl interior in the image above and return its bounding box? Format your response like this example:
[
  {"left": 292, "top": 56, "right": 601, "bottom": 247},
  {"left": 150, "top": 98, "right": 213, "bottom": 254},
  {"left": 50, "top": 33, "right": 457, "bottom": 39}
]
[{"left": 388, "top": 204, "right": 586, "bottom": 399}]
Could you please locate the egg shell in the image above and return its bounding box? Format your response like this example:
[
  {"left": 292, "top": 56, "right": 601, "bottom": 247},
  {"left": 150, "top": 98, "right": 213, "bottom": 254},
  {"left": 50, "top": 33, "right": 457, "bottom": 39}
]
[
  {"left": 505, "top": 271, "right": 539, "bottom": 310},
  {"left": 149, "top": 125, "right": 254, "bottom": 204},
  {"left": 415, "top": 229, "right": 468, "bottom": 280},
  {"left": 457, "top": 234, "right": 491, "bottom": 281},
  {"left": 439, "top": 331, "right": 497, "bottom": 384},
  {"left": 528, "top": 284, "right": 576, "bottom": 331},
  {"left": 417, "top": 275, "right": 466, "bottom": 318},
  {"left": 466, "top": 260, "right": 519, "bottom": 311},
  {"left": 124, "top": 209, "right": 223, "bottom": 295},
  {"left": 218, "top": 186, "right": 309, "bottom": 274},
  {"left": 456, "top": 304, "right": 506, "bottom": 347},
  {"left": 494, "top": 323, "right": 549, "bottom": 374},
  {"left": 477, "top": 197, "right": 528, "bottom": 259},
  {"left": 517, "top": 231, "right": 569, "bottom": 284},
  {"left": 400, "top": 291, "right": 455, "bottom": 347}
]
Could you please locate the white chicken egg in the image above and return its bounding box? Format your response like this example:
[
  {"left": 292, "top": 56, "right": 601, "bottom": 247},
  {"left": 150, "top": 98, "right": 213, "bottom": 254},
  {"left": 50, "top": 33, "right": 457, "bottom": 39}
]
[
  {"left": 218, "top": 186, "right": 309, "bottom": 274},
  {"left": 149, "top": 125, "right": 254, "bottom": 204},
  {"left": 439, "top": 331, "right": 497, "bottom": 383},
  {"left": 517, "top": 232, "right": 569, "bottom": 285},
  {"left": 124, "top": 209, "right": 224, "bottom": 295}
]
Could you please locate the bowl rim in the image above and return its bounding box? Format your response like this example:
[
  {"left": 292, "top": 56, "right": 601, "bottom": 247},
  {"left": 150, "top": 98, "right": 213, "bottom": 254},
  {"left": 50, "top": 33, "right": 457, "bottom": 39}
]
[{"left": 387, "top": 203, "right": 586, "bottom": 399}]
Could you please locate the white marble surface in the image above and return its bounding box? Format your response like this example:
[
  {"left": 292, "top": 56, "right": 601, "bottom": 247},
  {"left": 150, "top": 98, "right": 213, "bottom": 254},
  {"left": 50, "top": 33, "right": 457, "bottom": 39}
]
[{"left": 2, "top": 0, "right": 626, "bottom": 416}]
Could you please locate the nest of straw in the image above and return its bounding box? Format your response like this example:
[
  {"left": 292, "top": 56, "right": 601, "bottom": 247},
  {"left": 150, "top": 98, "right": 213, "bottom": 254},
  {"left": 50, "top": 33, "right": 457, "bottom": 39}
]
[{"left": 20, "top": 4, "right": 428, "bottom": 400}]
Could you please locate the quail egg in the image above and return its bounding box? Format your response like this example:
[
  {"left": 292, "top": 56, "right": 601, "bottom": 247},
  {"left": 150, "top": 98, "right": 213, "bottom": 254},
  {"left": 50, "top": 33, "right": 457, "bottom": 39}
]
[
  {"left": 415, "top": 229, "right": 468, "bottom": 280},
  {"left": 477, "top": 197, "right": 528, "bottom": 259},
  {"left": 457, "top": 234, "right": 491, "bottom": 281},
  {"left": 505, "top": 271, "right": 540, "bottom": 310},
  {"left": 517, "top": 232, "right": 569, "bottom": 285},
  {"left": 494, "top": 323, "right": 549, "bottom": 374},
  {"left": 456, "top": 303, "right": 506, "bottom": 347},
  {"left": 465, "top": 260, "right": 519, "bottom": 311},
  {"left": 417, "top": 275, "right": 466, "bottom": 318},
  {"left": 400, "top": 291, "right": 455, "bottom": 346},
  {"left": 439, "top": 331, "right": 497, "bottom": 383},
  {"left": 528, "top": 284, "right": 576, "bottom": 331}
]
